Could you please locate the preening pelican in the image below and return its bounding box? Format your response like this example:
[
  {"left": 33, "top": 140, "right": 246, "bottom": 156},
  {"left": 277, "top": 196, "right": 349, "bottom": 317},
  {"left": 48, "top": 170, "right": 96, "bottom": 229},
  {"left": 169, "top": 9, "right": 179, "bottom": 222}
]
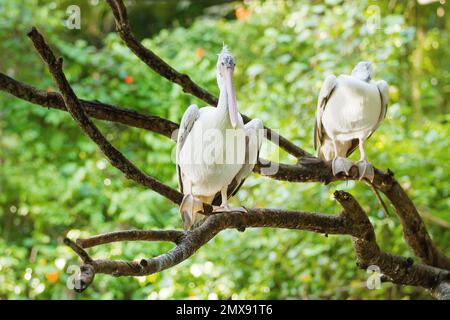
[
  {"left": 176, "top": 46, "right": 263, "bottom": 230},
  {"left": 314, "top": 61, "right": 389, "bottom": 181}
]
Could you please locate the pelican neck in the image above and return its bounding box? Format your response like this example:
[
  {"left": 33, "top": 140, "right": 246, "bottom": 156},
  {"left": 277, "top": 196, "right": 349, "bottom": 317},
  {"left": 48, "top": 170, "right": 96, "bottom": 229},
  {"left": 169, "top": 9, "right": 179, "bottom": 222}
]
[{"left": 217, "top": 85, "right": 229, "bottom": 112}]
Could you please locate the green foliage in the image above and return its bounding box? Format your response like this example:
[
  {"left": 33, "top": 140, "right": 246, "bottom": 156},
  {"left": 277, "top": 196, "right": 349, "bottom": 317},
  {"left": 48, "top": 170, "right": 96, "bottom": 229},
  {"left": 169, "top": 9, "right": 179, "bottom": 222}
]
[{"left": 0, "top": 0, "right": 448, "bottom": 299}]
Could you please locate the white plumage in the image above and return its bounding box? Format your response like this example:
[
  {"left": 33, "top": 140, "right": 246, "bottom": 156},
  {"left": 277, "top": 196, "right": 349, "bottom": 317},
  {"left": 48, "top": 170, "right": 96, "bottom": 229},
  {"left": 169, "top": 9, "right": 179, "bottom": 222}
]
[
  {"left": 176, "top": 47, "right": 263, "bottom": 230},
  {"left": 314, "top": 61, "right": 389, "bottom": 181}
]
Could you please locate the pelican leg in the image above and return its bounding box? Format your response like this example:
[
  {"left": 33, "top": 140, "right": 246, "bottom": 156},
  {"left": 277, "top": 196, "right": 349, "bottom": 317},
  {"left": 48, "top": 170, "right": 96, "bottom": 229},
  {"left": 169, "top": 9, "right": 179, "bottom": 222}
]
[
  {"left": 356, "top": 138, "right": 374, "bottom": 182},
  {"left": 179, "top": 194, "right": 204, "bottom": 230},
  {"left": 179, "top": 182, "right": 204, "bottom": 230},
  {"left": 331, "top": 140, "right": 353, "bottom": 176},
  {"left": 212, "top": 186, "right": 247, "bottom": 213}
]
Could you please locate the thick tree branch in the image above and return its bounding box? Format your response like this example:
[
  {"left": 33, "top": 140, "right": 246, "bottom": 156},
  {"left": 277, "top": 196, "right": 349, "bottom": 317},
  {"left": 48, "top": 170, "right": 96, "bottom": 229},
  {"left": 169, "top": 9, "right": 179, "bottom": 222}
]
[
  {"left": 335, "top": 191, "right": 449, "bottom": 295},
  {"left": 65, "top": 207, "right": 348, "bottom": 291},
  {"left": 105, "top": 0, "right": 309, "bottom": 159},
  {"left": 256, "top": 161, "right": 450, "bottom": 271},
  {"left": 65, "top": 191, "right": 450, "bottom": 299},
  {"left": 381, "top": 181, "right": 450, "bottom": 270},
  {"left": 0, "top": 72, "right": 177, "bottom": 139}
]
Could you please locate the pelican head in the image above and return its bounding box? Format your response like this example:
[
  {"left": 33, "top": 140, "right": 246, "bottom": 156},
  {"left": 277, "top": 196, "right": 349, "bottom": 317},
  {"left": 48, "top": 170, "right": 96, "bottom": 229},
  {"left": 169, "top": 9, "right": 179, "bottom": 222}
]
[
  {"left": 351, "top": 61, "right": 372, "bottom": 82},
  {"left": 217, "top": 46, "right": 238, "bottom": 128}
]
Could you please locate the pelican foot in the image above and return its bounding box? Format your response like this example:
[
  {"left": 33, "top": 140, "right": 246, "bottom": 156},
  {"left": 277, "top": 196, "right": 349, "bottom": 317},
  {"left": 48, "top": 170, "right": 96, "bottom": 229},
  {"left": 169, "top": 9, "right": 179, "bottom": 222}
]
[
  {"left": 332, "top": 157, "right": 353, "bottom": 176},
  {"left": 181, "top": 212, "right": 191, "bottom": 231},
  {"left": 179, "top": 194, "right": 203, "bottom": 230},
  {"left": 356, "top": 160, "right": 375, "bottom": 182},
  {"left": 212, "top": 205, "right": 247, "bottom": 213}
]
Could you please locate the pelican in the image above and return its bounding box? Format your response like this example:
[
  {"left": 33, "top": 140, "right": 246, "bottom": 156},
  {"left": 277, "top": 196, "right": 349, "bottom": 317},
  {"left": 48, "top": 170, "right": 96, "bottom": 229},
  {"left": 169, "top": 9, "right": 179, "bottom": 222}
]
[
  {"left": 314, "top": 61, "right": 389, "bottom": 181},
  {"left": 176, "top": 46, "right": 263, "bottom": 230}
]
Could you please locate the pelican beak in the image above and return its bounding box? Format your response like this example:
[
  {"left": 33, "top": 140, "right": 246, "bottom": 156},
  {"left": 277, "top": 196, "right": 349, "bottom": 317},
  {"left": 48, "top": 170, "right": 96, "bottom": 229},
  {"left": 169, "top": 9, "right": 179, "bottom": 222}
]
[{"left": 224, "top": 66, "right": 238, "bottom": 128}]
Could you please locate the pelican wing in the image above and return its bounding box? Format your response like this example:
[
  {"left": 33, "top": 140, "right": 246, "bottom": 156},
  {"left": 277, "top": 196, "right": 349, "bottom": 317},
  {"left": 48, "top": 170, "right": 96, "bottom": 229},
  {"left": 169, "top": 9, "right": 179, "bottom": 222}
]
[
  {"left": 343, "top": 80, "right": 389, "bottom": 158},
  {"left": 231, "top": 119, "right": 264, "bottom": 193},
  {"left": 374, "top": 80, "right": 389, "bottom": 132},
  {"left": 212, "top": 119, "right": 264, "bottom": 206},
  {"left": 176, "top": 104, "right": 200, "bottom": 193},
  {"left": 314, "top": 74, "right": 337, "bottom": 151}
]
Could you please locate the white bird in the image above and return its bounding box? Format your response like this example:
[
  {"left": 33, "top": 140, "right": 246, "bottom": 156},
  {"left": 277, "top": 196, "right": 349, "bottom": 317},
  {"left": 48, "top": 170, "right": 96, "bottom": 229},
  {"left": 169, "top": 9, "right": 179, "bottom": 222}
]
[
  {"left": 176, "top": 46, "right": 263, "bottom": 230},
  {"left": 314, "top": 61, "right": 389, "bottom": 181}
]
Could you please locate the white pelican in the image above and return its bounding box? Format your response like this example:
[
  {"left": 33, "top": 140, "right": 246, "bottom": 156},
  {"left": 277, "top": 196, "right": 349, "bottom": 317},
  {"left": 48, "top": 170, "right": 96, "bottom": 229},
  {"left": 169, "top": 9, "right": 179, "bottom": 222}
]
[
  {"left": 176, "top": 46, "right": 263, "bottom": 230},
  {"left": 314, "top": 61, "right": 389, "bottom": 181}
]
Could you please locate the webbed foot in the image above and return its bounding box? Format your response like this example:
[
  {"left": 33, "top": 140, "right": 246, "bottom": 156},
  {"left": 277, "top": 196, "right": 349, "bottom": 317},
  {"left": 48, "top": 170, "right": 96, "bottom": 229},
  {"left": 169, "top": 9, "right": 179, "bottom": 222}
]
[
  {"left": 179, "top": 194, "right": 203, "bottom": 230},
  {"left": 332, "top": 157, "right": 353, "bottom": 176},
  {"left": 356, "top": 160, "right": 375, "bottom": 182},
  {"left": 212, "top": 205, "right": 247, "bottom": 213}
]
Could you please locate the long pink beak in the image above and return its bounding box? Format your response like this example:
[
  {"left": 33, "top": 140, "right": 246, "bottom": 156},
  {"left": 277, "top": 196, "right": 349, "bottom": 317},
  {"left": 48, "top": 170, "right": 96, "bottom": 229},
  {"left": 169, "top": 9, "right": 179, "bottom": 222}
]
[{"left": 224, "top": 67, "right": 238, "bottom": 128}]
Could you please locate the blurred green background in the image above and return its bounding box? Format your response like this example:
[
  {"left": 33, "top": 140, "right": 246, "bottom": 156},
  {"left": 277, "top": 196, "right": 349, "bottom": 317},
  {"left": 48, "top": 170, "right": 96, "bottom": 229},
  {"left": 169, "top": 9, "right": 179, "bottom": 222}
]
[{"left": 0, "top": 0, "right": 449, "bottom": 299}]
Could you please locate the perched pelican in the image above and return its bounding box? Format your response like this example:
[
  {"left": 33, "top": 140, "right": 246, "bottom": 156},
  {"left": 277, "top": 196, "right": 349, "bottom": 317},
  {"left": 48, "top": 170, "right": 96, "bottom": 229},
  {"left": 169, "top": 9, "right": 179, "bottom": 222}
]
[
  {"left": 314, "top": 61, "right": 389, "bottom": 181},
  {"left": 176, "top": 46, "right": 263, "bottom": 230}
]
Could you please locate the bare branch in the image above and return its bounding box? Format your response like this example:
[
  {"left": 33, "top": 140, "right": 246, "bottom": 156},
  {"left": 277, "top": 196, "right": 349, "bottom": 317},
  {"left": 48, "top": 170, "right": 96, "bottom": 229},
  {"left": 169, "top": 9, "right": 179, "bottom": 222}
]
[
  {"left": 64, "top": 192, "right": 450, "bottom": 296},
  {"left": 63, "top": 238, "right": 93, "bottom": 264},
  {"left": 381, "top": 180, "right": 450, "bottom": 270},
  {"left": 0, "top": 72, "right": 177, "bottom": 138},
  {"left": 77, "top": 229, "right": 185, "bottom": 248},
  {"left": 26, "top": 27, "right": 183, "bottom": 205},
  {"left": 105, "top": 0, "right": 216, "bottom": 106},
  {"left": 64, "top": 207, "right": 348, "bottom": 291},
  {"left": 333, "top": 191, "right": 450, "bottom": 291},
  {"left": 65, "top": 207, "right": 349, "bottom": 292},
  {"left": 256, "top": 160, "right": 450, "bottom": 270}
]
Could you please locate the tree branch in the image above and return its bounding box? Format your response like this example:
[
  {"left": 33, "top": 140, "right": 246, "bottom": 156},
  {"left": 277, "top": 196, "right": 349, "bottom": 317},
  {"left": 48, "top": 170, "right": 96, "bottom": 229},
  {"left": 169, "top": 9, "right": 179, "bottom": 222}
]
[
  {"left": 335, "top": 190, "right": 449, "bottom": 295},
  {"left": 381, "top": 180, "right": 450, "bottom": 270},
  {"left": 65, "top": 191, "right": 450, "bottom": 299},
  {"left": 63, "top": 238, "right": 93, "bottom": 264},
  {"left": 27, "top": 27, "right": 183, "bottom": 205},
  {"left": 256, "top": 161, "right": 450, "bottom": 271},
  {"left": 105, "top": 0, "right": 216, "bottom": 107},
  {"left": 65, "top": 207, "right": 349, "bottom": 291},
  {"left": 105, "top": 0, "right": 309, "bottom": 159},
  {"left": 0, "top": 72, "right": 177, "bottom": 139},
  {"left": 76, "top": 229, "right": 185, "bottom": 248}
]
